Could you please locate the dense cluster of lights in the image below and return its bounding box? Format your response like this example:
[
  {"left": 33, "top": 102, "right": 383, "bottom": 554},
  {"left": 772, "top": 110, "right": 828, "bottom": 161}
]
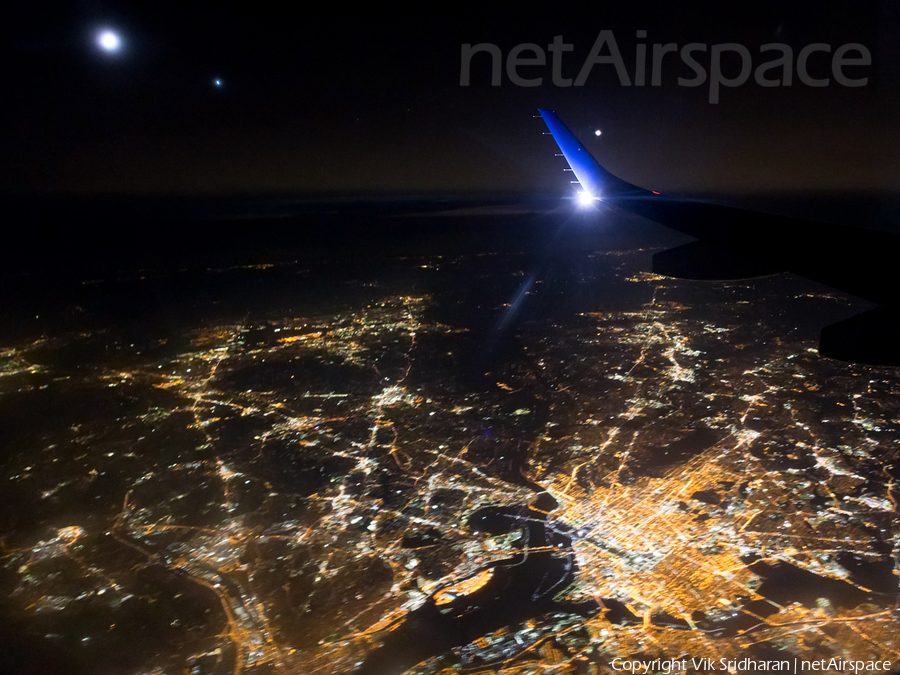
[{"left": 1, "top": 253, "right": 897, "bottom": 674}]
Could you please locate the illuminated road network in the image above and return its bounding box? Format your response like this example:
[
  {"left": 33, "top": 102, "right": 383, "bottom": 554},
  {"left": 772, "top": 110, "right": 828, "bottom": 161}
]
[{"left": 1, "top": 216, "right": 898, "bottom": 674}]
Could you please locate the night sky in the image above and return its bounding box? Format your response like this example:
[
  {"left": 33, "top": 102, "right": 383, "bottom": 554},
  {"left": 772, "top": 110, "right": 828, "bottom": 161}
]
[{"left": 3, "top": 2, "right": 899, "bottom": 196}]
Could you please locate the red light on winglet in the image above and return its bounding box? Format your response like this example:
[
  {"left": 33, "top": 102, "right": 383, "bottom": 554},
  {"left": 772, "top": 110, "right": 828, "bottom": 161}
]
[{"left": 652, "top": 191, "right": 660, "bottom": 195}]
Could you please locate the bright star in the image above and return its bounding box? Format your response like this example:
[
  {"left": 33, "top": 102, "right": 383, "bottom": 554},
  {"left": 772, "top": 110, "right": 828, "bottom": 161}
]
[
  {"left": 213, "top": 78, "right": 223, "bottom": 87},
  {"left": 594, "top": 129, "right": 602, "bottom": 136},
  {"left": 96, "top": 29, "right": 122, "bottom": 53}
]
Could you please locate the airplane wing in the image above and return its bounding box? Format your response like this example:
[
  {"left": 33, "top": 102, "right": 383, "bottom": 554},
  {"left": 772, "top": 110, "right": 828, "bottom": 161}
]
[
  {"left": 537, "top": 109, "right": 645, "bottom": 200},
  {"left": 537, "top": 108, "right": 900, "bottom": 367}
]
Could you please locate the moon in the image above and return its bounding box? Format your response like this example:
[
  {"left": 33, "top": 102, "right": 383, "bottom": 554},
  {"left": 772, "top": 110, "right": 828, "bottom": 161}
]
[{"left": 96, "top": 29, "right": 122, "bottom": 53}]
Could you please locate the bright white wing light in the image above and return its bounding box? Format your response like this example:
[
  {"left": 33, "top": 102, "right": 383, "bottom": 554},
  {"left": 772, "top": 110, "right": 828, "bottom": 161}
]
[{"left": 577, "top": 191, "right": 595, "bottom": 207}]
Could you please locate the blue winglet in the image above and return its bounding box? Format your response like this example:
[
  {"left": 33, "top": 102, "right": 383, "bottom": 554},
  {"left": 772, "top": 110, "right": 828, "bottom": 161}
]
[{"left": 538, "top": 109, "right": 649, "bottom": 199}]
